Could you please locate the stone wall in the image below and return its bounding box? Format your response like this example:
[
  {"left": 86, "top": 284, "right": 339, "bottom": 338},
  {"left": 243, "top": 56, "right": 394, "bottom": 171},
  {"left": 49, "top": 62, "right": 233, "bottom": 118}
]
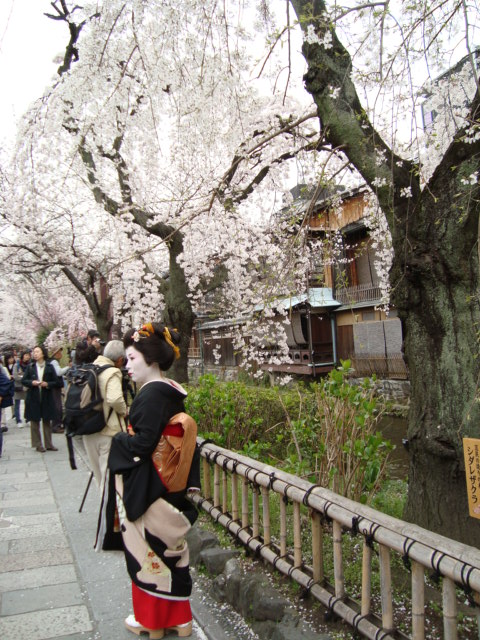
[
  {"left": 349, "top": 376, "right": 410, "bottom": 403},
  {"left": 188, "top": 360, "right": 239, "bottom": 382}
]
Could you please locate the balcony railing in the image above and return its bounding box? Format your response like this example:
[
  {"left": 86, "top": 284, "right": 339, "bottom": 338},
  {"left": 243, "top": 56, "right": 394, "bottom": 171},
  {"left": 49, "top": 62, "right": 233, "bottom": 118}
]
[{"left": 335, "top": 282, "right": 382, "bottom": 305}]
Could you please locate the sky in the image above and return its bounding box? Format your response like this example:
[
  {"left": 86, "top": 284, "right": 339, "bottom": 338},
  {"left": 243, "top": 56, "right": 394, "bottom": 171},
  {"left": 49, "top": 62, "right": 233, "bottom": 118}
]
[{"left": 0, "top": 0, "right": 67, "bottom": 144}]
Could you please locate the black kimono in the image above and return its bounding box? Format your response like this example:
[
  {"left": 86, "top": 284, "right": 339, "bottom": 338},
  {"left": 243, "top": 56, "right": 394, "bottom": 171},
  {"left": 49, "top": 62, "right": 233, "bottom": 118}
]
[{"left": 101, "top": 379, "right": 199, "bottom": 609}]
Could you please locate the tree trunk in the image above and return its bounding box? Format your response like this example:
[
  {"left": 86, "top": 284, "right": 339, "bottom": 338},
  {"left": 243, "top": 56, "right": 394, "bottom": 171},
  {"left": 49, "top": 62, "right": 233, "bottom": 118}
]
[
  {"left": 94, "top": 310, "right": 113, "bottom": 342},
  {"left": 162, "top": 234, "right": 195, "bottom": 384},
  {"left": 392, "top": 143, "right": 480, "bottom": 545},
  {"left": 61, "top": 266, "right": 113, "bottom": 342}
]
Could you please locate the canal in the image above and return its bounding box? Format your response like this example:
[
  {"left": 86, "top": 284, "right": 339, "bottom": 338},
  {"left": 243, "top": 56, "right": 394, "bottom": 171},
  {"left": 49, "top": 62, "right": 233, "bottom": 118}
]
[{"left": 379, "top": 414, "right": 409, "bottom": 479}]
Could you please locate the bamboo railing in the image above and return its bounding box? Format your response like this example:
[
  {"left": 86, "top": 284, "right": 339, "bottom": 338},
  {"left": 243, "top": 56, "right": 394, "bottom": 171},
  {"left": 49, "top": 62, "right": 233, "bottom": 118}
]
[{"left": 191, "top": 440, "right": 480, "bottom": 640}]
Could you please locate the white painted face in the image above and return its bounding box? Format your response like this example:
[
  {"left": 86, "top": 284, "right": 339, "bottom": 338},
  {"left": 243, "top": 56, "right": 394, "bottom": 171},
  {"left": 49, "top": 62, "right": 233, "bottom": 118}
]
[{"left": 125, "top": 345, "right": 152, "bottom": 386}]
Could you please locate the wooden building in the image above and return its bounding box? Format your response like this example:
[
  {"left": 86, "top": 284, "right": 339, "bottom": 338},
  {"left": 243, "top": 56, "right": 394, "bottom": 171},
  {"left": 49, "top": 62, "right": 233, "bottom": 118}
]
[{"left": 190, "top": 186, "right": 407, "bottom": 380}]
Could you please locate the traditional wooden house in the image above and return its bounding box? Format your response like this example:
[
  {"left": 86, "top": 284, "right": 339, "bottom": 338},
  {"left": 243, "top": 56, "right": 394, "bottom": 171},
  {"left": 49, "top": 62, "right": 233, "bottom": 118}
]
[
  {"left": 319, "top": 188, "right": 406, "bottom": 378},
  {"left": 190, "top": 185, "right": 407, "bottom": 380}
]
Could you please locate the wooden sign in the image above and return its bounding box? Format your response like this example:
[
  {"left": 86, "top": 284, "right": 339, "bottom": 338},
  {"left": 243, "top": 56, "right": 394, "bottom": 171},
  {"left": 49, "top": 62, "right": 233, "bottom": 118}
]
[{"left": 463, "top": 438, "right": 480, "bottom": 519}]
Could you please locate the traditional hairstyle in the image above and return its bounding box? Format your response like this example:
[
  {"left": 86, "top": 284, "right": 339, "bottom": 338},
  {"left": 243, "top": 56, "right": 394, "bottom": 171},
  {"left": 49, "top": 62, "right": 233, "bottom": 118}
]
[
  {"left": 75, "top": 340, "right": 97, "bottom": 364},
  {"left": 123, "top": 322, "right": 181, "bottom": 371}
]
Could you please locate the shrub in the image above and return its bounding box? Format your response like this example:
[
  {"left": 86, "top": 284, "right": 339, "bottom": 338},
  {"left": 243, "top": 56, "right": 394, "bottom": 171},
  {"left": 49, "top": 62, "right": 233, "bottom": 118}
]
[
  {"left": 186, "top": 363, "right": 393, "bottom": 504},
  {"left": 185, "top": 373, "right": 304, "bottom": 451}
]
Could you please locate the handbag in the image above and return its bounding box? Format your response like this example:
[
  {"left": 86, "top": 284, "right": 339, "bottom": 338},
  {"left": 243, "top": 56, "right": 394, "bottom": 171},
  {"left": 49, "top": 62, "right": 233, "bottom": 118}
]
[{"left": 151, "top": 412, "right": 197, "bottom": 493}]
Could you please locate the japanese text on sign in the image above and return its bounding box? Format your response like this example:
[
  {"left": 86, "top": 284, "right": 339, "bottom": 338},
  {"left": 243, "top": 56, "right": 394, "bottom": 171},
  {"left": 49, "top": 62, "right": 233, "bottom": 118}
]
[{"left": 463, "top": 438, "right": 480, "bottom": 519}]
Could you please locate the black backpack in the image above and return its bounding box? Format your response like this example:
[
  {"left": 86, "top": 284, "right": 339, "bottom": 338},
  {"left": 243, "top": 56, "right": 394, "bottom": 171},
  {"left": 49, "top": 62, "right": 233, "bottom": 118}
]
[{"left": 63, "top": 363, "right": 112, "bottom": 437}]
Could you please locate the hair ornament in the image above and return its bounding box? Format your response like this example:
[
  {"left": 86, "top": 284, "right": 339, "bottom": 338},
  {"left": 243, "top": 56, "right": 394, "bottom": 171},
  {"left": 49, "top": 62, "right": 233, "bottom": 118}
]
[
  {"left": 163, "top": 327, "right": 180, "bottom": 360},
  {"left": 138, "top": 322, "right": 155, "bottom": 338},
  {"left": 133, "top": 331, "right": 140, "bottom": 342}
]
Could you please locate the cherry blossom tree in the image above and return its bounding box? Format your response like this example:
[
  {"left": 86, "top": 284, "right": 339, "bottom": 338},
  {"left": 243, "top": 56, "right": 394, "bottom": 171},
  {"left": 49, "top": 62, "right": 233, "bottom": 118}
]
[
  {"left": 17, "top": 0, "right": 322, "bottom": 381},
  {"left": 1, "top": 115, "right": 167, "bottom": 342},
  {"left": 0, "top": 271, "right": 92, "bottom": 348}
]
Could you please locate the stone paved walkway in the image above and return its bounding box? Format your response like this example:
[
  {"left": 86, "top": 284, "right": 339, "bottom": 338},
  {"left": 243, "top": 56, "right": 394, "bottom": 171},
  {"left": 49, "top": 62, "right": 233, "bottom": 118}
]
[{"left": 0, "top": 420, "right": 237, "bottom": 640}]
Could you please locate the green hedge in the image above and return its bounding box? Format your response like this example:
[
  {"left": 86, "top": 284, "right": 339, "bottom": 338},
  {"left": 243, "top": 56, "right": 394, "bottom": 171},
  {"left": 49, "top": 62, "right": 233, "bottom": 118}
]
[
  {"left": 185, "top": 364, "right": 392, "bottom": 503},
  {"left": 185, "top": 373, "right": 313, "bottom": 456}
]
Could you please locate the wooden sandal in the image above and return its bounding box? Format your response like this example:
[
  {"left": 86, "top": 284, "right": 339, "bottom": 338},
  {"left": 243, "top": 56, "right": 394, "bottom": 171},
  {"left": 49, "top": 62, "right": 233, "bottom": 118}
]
[{"left": 124, "top": 614, "right": 164, "bottom": 639}]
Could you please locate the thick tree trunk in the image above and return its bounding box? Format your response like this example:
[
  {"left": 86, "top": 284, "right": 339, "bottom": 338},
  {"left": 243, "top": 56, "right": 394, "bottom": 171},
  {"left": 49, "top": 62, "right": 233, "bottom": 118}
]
[
  {"left": 94, "top": 311, "right": 113, "bottom": 342},
  {"left": 392, "top": 147, "right": 480, "bottom": 545}
]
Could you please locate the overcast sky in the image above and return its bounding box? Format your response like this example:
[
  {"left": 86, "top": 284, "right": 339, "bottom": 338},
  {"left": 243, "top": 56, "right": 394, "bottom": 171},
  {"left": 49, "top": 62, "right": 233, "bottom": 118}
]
[{"left": 0, "top": 0, "right": 67, "bottom": 144}]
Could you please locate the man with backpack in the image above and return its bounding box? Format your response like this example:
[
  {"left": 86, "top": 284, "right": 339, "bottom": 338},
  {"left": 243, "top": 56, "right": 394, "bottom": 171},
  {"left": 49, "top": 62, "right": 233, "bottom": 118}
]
[{"left": 81, "top": 340, "right": 127, "bottom": 492}]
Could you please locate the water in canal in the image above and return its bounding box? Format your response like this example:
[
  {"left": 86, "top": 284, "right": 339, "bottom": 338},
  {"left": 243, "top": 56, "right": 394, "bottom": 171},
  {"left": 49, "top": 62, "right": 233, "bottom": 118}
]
[{"left": 378, "top": 414, "right": 409, "bottom": 479}]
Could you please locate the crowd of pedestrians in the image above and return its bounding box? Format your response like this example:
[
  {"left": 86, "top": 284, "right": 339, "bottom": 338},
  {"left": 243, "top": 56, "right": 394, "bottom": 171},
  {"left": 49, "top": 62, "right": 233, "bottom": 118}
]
[{"left": 0, "top": 330, "right": 114, "bottom": 458}]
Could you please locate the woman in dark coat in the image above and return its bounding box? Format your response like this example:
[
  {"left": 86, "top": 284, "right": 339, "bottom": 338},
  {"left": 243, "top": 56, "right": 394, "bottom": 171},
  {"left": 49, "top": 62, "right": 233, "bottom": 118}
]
[{"left": 22, "top": 345, "right": 63, "bottom": 452}]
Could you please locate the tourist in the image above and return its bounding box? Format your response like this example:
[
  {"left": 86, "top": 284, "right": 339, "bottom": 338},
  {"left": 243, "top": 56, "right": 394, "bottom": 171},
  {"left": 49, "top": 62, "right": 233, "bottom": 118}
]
[{"left": 22, "top": 345, "right": 63, "bottom": 452}]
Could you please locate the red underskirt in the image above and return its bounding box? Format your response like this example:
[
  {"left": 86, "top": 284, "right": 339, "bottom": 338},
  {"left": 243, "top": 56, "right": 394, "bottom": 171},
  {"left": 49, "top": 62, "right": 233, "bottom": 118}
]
[{"left": 132, "top": 582, "right": 192, "bottom": 629}]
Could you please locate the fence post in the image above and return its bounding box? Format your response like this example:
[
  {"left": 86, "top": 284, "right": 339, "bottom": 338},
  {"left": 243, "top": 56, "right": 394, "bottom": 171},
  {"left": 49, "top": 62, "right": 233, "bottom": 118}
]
[
  {"left": 242, "top": 477, "right": 249, "bottom": 528},
  {"left": 379, "top": 543, "right": 393, "bottom": 631},
  {"left": 443, "top": 577, "right": 458, "bottom": 640},
  {"left": 293, "top": 501, "right": 302, "bottom": 568},
  {"left": 232, "top": 473, "right": 239, "bottom": 521},
  {"left": 311, "top": 510, "right": 324, "bottom": 583},
  {"left": 262, "top": 486, "right": 271, "bottom": 546},
  {"left": 280, "top": 496, "right": 287, "bottom": 557},
  {"left": 202, "top": 457, "right": 211, "bottom": 499},
  {"left": 222, "top": 469, "right": 228, "bottom": 513},
  {"left": 361, "top": 540, "right": 372, "bottom": 616},
  {"left": 214, "top": 464, "right": 221, "bottom": 508},
  {"left": 411, "top": 560, "right": 425, "bottom": 639},
  {"left": 252, "top": 486, "right": 260, "bottom": 539},
  {"left": 333, "top": 520, "right": 345, "bottom": 598}
]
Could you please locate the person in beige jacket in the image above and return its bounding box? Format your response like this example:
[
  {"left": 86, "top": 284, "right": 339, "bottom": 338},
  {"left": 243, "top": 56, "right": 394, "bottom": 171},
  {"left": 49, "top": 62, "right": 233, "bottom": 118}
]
[{"left": 83, "top": 340, "right": 127, "bottom": 492}]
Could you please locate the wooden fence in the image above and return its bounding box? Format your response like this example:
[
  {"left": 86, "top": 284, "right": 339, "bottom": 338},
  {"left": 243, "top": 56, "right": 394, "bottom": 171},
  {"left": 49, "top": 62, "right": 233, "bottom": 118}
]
[
  {"left": 191, "top": 440, "right": 480, "bottom": 640},
  {"left": 351, "top": 354, "right": 409, "bottom": 380}
]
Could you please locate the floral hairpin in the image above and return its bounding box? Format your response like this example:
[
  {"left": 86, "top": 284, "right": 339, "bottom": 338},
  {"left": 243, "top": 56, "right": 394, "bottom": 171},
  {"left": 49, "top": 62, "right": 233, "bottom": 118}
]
[{"left": 133, "top": 323, "right": 155, "bottom": 342}]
